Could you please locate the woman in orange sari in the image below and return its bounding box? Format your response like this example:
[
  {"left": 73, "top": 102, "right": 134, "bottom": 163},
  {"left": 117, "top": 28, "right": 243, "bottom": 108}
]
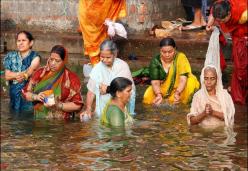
[
  {"left": 22, "top": 45, "right": 83, "bottom": 120},
  {"left": 78, "top": 0, "right": 126, "bottom": 65}
]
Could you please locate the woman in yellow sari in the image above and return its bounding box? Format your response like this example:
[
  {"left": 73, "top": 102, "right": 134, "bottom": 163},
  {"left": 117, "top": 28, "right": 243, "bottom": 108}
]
[
  {"left": 78, "top": 0, "right": 126, "bottom": 65},
  {"left": 143, "top": 37, "right": 200, "bottom": 105}
]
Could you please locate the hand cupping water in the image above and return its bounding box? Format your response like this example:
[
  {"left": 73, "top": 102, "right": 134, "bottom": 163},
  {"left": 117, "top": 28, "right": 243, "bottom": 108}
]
[{"left": 80, "top": 112, "right": 92, "bottom": 122}]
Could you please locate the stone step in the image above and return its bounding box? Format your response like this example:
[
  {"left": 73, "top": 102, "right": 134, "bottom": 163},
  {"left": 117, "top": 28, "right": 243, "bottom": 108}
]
[{"left": 1, "top": 30, "right": 232, "bottom": 71}]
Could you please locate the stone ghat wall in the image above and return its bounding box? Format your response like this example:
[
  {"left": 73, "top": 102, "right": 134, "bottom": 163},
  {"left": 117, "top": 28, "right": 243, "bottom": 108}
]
[{"left": 1, "top": 0, "right": 185, "bottom": 33}]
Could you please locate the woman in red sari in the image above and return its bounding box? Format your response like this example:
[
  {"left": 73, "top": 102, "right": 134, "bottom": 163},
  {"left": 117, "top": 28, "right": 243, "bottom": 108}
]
[
  {"left": 207, "top": 0, "right": 247, "bottom": 104},
  {"left": 22, "top": 45, "right": 83, "bottom": 119}
]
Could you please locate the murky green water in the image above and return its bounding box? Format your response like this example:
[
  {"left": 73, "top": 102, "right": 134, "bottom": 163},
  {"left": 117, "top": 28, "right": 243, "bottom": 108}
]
[{"left": 1, "top": 83, "right": 247, "bottom": 170}]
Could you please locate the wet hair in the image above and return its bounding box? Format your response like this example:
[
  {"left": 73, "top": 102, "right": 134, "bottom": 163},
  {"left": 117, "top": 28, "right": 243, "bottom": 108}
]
[
  {"left": 50, "top": 45, "right": 67, "bottom": 60},
  {"left": 16, "top": 30, "right": 34, "bottom": 42},
  {"left": 100, "top": 39, "right": 118, "bottom": 55},
  {"left": 106, "top": 77, "right": 132, "bottom": 98},
  {"left": 159, "top": 37, "right": 176, "bottom": 48},
  {"left": 212, "top": 1, "right": 231, "bottom": 19}
]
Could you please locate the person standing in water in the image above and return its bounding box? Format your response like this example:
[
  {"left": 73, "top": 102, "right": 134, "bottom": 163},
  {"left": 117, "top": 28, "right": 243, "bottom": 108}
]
[
  {"left": 187, "top": 65, "right": 235, "bottom": 128},
  {"left": 3, "top": 31, "right": 40, "bottom": 113},
  {"left": 101, "top": 77, "right": 134, "bottom": 127}
]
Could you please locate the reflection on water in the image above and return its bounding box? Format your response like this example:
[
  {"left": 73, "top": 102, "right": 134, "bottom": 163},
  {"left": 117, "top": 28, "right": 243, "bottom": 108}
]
[{"left": 1, "top": 88, "right": 247, "bottom": 170}]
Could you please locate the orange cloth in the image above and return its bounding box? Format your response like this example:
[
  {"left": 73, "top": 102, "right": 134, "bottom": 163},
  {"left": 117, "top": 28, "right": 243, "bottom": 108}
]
[{"left": 78, "top": 0, "right": 126, "bottom": 65}]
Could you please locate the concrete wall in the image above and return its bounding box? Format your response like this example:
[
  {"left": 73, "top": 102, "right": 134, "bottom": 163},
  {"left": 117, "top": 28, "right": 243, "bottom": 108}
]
[
  {"left": 1, "top": 0, "right": 78, "bottom": 32},
  {"left": 1, "top": 0, "right": 185, "bottom": 33}
]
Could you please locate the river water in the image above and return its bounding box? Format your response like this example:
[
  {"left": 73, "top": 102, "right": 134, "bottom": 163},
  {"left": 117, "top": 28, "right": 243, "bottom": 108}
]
[{"left": 0, "top": 84, "right": 247, "bottom": 170}]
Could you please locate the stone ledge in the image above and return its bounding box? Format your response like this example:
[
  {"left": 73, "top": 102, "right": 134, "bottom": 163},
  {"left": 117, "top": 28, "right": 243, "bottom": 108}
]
[{"left": 1, "top": 29, "right": 232, "bottom": 70}]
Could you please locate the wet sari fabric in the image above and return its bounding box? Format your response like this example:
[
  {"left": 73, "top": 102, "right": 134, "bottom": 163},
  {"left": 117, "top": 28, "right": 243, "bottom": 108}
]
[
  {"left": 23, "top": 67, "right": 83, "bottom": 119},
  {"left": 3, "top": 51, "right": 39, "bottom": 112}
]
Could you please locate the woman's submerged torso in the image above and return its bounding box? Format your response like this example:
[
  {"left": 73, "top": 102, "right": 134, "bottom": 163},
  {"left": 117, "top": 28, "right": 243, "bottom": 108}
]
[
  {"left": 26, "top": 67, "right": 82, "bottom": 119},
  {"left": 3, "top": 50, "right": 40, "bottom": 112},
  {"left": 101, "top": 104, "right": 133, "bottom": 127}
]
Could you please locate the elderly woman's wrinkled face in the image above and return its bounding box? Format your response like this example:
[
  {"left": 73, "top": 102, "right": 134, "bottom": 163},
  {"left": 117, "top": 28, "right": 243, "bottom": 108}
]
[
  {"left": 48, "top": 53, "right": 64, "bottom": 72},
  {"left": 100, "top": 50, "right": 115, "bottom": 67},
  {"left": 204, "top": 68, "right": 217, "bottom": 92},
  {"left": 160, "top": 45, "right": 175, "bottom": 63}
]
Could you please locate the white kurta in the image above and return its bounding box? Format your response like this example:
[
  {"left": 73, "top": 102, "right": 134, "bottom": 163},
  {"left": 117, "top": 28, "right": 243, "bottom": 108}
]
[{"left": 87, "top": 58, "right": 136, "bottom": 117}]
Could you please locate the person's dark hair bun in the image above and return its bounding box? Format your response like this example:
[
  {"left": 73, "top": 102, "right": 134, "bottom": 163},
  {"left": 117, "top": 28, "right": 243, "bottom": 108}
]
[
  {"left": 106, "top": 86, "right": 111, "bottom": 94},
  {"left": 107, "top": 77, "right": 132, "bottom": 98}
]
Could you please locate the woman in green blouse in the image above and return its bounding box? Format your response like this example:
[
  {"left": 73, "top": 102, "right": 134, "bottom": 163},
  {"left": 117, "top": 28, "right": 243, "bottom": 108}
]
[
  {"left": 101, "top": 77, "right": 134, "bottom": 127},
  {"left": 143, "top": 37, "right": 200, "bottom": 105}
]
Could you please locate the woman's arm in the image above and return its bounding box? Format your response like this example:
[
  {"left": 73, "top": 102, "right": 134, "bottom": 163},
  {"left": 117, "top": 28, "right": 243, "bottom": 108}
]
[
  {"left": 177, "top": 75, "right": 187, "bottom": 93},
  {"left": 189, "top": 103, "right": 212, "bottom": 125},
  {"left": 151, "top": 80, "right": 161, "bottom": 95},
  {"left": 206, "top": 14, "right": 215, "bottom": 31},
  {"left": 80, "top": 90, "right": 95, "bottom": 118},
  {"left": 23, "top": 91, "right": 45, "bottom": 102},
  {"left": 4, "top": 69, "right": 20, "bottom": 81},
  {"left": 25, "top": 90, "right": 82, "bottom": 112},
  {"left": 25, "top": 56, "right": 40, "bottom": 78},
  {"left": 151, "top": 80, "right": 163, "bottom": 105},
  {"left": 239, "top": 9, "right": 247, "bottom": 24},
  {"left": 211, "top": 110, "right": 224, "bottom": 121},
  {"left": 189, "top": 111, "right": 208, "bottom": 125},
  {"left": 57, "top": 102, "right": 82, "bottom": 112},
  {"left": 174, "top": 75, "right": 187, "bottom": 104},
  {"left": 5, "top": 57, "right": 40, "bottom": 82}
]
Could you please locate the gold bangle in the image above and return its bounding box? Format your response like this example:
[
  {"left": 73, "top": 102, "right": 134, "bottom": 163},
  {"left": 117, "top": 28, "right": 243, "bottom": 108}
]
[
  {"left": 58, "top": 102, "right": 63, "bottom": 110},
  {"left": 61, "top": 103, "right": 63, "bottom": 110},
  {"left": 31, "top": 93, "right": 35, "bottom": 101},
  {"left": 23, "top": 73, "right": 29, "bottom": 80}
]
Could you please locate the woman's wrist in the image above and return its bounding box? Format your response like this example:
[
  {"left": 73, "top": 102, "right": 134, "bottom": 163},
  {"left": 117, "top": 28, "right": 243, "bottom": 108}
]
[
  {"left": 57, "top": 102, "right": 64, "bottom": 111},
  {"left": 15, "top": 72, "right": 19, "bottom": 79},
  {"left": 31, "top": 93, "right": 37, "bottom": 101},
  {"left": 156, "top": 92, "right": 162, "bottom": 97},
  {"left": 86, "top": 107, "right": 92, "bottom": 113},
  {"left": 175, "top": 89, "right": 181, "bottom": 96},
  {"left": 23, "top": 72, "right": 29, "bottom": 80}
]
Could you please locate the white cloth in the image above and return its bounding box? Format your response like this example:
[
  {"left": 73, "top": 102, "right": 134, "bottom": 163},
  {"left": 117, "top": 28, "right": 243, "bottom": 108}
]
[
  {"left": 87, "top": 58, "right": 136, "bottom": 117},
  {"left": 204, "top": 27, "right": 221, "bottom": 72},
  {"left": 187, "top": 65, "right": 235, "bottom": 127},
  {"left": 104, "top": 19, "right": 127, "bottom": 39},
  {"left": 187, "top": 27, "right": 235, "bottom": 127}
]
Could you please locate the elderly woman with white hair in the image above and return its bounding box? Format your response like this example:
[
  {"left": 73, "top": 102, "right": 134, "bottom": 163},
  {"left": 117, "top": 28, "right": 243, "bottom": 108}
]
[
  {"left": 187, "top": 65, "right": 235, "bottom": 128},
  {"left": 187, "top": 27, "right": 235, "bottom": 128},
  {"left": 80, "top": 39, "right": 136, "bottom": 121}
]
